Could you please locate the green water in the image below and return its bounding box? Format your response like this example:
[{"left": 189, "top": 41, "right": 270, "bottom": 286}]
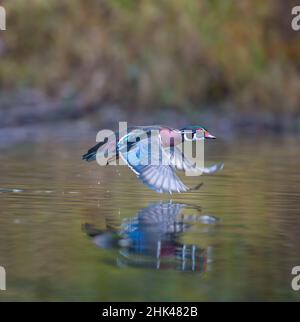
[{"left": 0, "top": 136, "right": 300, "bottom": 301}]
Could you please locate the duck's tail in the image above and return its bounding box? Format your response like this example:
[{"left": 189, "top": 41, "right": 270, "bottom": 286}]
[{"left": 82, "top": 141, "right": 106, "bottom": 162}]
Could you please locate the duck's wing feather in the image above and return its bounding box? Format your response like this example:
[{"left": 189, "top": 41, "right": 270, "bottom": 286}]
[
  {"left": 137, "top": 165, "right": 189, "bottom": 193},
  {"left": 201, "top": 162, "right": 224, "bottom": 174},
  {"left": 166, "top": 146, "right": 224, "bottom": 174},
  {"left": 118, "top": 134, "right": 190, "bottom": 193}
]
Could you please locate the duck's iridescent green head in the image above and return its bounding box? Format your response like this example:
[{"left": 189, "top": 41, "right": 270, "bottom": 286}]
[{"left": 180, "top": 125, "right": 216, "bottom": 140}]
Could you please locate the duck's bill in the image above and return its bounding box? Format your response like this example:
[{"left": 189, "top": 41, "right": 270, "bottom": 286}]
[{"left": 204, "top": 131, "right": 216, "bottom": 139}]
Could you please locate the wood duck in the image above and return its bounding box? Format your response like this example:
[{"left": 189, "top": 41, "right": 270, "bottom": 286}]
[{"left": 82, "top": 125, "right": 224, "bottom": 194}]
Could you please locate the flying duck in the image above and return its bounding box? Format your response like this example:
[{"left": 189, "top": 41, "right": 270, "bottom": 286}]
[{"left": 82, "top": 125, "right": 223, "bottom": 193}]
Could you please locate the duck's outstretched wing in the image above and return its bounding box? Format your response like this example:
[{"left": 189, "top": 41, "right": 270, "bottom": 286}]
[
  {"left": 118, "top": 134, "right": 198, "bottom": 194},
  {"left": 165, "top": 146, "right": 224, "bottom": 175},
  {"left": 137, "top": 165, "right": 189, "bottom": 193}
]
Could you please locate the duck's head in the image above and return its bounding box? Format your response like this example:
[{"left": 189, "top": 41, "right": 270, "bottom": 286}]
[{"left": 180, "top": 126, "right": 216, "bottom": 141}]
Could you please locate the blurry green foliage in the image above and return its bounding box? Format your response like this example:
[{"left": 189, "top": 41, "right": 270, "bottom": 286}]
[{"left": 1, "top": 0, "right": 300, "bottom": 112}]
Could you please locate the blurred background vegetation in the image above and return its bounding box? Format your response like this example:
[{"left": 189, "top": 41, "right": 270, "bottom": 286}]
[{"left": 1, "top": 0, "right": 300, "bottom": 129}]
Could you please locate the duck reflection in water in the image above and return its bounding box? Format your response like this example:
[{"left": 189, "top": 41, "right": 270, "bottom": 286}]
[{"left": 83, "top": 202, "right": 219, "bottom": 272}]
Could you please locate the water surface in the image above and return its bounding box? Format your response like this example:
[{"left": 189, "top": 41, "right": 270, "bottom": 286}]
[{"left": 0, "top": 135, "right": 300, "bottom": 301}]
